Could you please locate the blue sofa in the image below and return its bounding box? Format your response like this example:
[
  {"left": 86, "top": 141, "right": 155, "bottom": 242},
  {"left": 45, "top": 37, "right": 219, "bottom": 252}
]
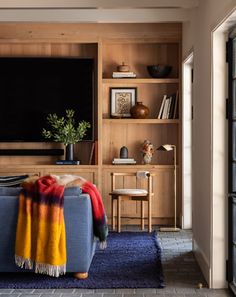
[{"left": 0, "top": 187, "right": 96, "bottom": 278}]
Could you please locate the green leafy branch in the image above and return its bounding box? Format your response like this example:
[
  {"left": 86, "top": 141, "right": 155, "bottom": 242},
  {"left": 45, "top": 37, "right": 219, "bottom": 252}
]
[{"left": 42, "top": 109, "right": 91, "bottom": 146}]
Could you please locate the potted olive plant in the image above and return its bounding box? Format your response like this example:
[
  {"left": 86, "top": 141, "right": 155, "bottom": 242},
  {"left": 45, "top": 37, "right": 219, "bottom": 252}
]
[{"left": 42, "top": 109, "right": 90, "bottom": 161}]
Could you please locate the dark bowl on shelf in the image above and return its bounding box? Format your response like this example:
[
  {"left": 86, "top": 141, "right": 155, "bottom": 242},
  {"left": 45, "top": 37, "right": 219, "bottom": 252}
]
[{"left": 147, "top": 65, "right": 172, "bottom": 78}]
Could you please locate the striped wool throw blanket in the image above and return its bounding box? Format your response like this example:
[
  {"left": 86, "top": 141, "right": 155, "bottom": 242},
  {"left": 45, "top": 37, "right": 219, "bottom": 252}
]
[
  {"left": 15, "top": 175, "right": 66, "bottom": 277},
  {"left": 81, "top": 181, "right": 108, "bottom": 248},
  {"left": 54, "top": 174, "right": 108, "bottom": 248}
]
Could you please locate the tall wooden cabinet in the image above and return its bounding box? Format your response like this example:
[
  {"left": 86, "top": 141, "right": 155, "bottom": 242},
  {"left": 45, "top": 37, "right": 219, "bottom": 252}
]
[{"left": 0, "top": 23, "right": 182, "bottom": 227}]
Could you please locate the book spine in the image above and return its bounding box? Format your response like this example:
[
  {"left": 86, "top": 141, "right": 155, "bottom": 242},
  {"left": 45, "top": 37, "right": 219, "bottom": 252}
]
[
  {"left": 112, "top": 74, "right": 136, "bottom": 78},
  {"left": 158, "top": 95, "right": 167, "bottom": 119},
  {"left": 162, "top": 97, "right": 170, "bottom": 119},
  {"left": 112, "top": 72, "right": 135, "bottom": 75},
  {"left": 173, "top": 90, "right": 179, "bottom": 119},
  {"left": 112, "top": 162, "right": 137, "bottom": 165},
  {"left": 113, "top": 158, "right": 134, "bottom": 162},
  {"left": 169, "top": 93, "right": 176, "bottom": 119},
  {"left": 56, "top": 160, "right": 80, "bottom": 165},
  {"left": 167, "top": 96, "right": 172, "bottom": 119}
]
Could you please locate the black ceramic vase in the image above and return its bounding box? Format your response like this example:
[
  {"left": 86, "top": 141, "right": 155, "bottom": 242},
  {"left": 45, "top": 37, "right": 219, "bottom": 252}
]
[
  {"left": 66, "top": 143, "right": 74, "bottom": 161},
  {"left": 120, "top": 146, "right": 128, "bottom": 158}
]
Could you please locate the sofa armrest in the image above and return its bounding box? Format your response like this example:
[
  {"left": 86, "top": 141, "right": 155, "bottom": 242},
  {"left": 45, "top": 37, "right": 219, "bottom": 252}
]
[{"left": 64, "top": 193, "right": 96, "bottom": 272}]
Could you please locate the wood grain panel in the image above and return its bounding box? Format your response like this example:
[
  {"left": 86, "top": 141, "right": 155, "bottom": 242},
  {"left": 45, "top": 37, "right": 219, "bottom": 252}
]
[
  {"left": 102, "top": 122, "right": 178, "bottom": 165},
  {"left": 0, "top": 23, "right": 181, "bottom": 43},
  {"left": 102, "top": 43, "right": 179, "bottom": 78}
]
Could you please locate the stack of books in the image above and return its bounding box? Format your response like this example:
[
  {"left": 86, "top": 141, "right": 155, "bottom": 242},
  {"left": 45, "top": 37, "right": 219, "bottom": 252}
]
[
  {"left": 112, "top": 71, "right": 136, "bottom": 78},
  {"left": 56, "top": 160, "right": 80, "bottom": 165},
  {"left": 112, "top": 158, "right": 136, "bottom": 165},
  {"left": 157, "top": 91, "right": 179, "bottom": 119}
]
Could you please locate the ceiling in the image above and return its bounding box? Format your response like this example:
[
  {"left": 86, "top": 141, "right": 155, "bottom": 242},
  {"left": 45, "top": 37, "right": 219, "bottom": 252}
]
[
  {"left": 0, "top": 0, "right": 199, "bottom": 9},
  {"left": 0, "top": 0, "right": 199, "bottom": 22}
]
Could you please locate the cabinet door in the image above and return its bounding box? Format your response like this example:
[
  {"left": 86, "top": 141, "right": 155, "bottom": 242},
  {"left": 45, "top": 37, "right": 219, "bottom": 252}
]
[{"left": 42, "top": 167, "right": 98, "bottom": 185}]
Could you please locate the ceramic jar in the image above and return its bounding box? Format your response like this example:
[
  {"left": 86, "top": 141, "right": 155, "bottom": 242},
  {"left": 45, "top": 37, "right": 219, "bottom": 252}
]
[
  {"left": 130, "top": 102, "right": 149, "bottom": 119},
  {"left": 120, "top": 146, "right": 128, "bottom": 158},
  {"left": 117, "top": 62, "right": 130, "bottom": 72},
  {"left": 143, "top": 153, "right": 152, "bottom": 164}
]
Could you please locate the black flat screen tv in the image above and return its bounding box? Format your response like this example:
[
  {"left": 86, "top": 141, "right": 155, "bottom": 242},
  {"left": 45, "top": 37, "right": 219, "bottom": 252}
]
[{"left": 0, "top": 57, "right": 94, "bottom": 142}]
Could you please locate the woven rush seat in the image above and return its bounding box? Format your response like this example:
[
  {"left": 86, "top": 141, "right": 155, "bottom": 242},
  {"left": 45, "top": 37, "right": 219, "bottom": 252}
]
[{"left": 111, "top": 189, "right": 148, "bottom": 195}]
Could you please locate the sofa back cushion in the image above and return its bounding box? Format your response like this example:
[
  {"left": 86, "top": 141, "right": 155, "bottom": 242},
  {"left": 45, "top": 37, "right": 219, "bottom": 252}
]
[{"left": 0, "top": 186, "right": 82, "bottom": 197}]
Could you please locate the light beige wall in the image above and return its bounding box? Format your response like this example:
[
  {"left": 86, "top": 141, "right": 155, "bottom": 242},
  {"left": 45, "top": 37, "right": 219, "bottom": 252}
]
[{"left": 183, "top": 0, "right": 236, "bottom": 288}]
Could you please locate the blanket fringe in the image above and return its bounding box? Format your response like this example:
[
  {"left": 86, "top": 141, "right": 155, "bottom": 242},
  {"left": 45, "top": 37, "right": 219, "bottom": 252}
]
[
  {"left": 15, "top": 255, "right": 66, "bottom": 277},
  {"left": 99, "top": 240, "right": 107, "bottom": 250},
  {"left": 35, "top": 263, "right": 66, "bottom": 278},
  {"left": 15, "top": 255, "right": 33, "bottom": 270}
]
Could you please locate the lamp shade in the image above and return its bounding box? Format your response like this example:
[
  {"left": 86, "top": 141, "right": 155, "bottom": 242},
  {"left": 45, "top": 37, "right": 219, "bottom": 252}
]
[{"left": 156, "top": 144, "right": 174, "bottom": 151}]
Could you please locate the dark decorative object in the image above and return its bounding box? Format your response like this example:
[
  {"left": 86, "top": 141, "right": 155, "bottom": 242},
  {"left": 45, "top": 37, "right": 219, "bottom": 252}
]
[
  {"left": 141, "top": 140, "right": 154, "bottom": 164},
  {"left": 120, "top": 146, "right": 128, "bottom": 158},
  {"left": 66, "top": 143, "right": 74, "bottom": 161},
  {"left": 130, "top": 101, "right": 149, "bottom": 119},
  {"left": 147, "top": 65, "right": 172, "bottom": 78}
]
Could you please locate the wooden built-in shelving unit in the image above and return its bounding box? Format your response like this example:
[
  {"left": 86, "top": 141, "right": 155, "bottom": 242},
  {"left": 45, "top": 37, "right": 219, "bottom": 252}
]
[{"left": 0, "top": 23, "right": 182, "bottom": 227}]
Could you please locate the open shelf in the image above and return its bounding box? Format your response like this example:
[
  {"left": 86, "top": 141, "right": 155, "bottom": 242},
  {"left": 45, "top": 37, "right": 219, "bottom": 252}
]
[
  {"left": 102, "top": 78, "right": 179, "bottom": 84},
  {"left": 102, "top": 118, "right": 179, "bottom": 124},
  {"left": 102, "top": 164, "right": 175, "bottom": 169}
]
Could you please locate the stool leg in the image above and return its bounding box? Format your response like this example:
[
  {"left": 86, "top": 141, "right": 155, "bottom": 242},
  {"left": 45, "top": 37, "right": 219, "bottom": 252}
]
[
  {"left": 111, "top": 197, "right": 115, "bottom": 231},
  {"left": 141, "top": 200, "right": 144, "bottom": 230},
  {"left": 117, "top": 196, "right": 121, "bottom": 233},
  {"left": 148, "top": 196, "right": 152, "bottom": 233}
]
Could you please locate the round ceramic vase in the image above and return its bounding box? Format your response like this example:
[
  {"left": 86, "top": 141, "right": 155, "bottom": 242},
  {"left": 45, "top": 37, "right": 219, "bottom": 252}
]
[{"left": 130, "top": 102, "right": 149, "bottom": 119}]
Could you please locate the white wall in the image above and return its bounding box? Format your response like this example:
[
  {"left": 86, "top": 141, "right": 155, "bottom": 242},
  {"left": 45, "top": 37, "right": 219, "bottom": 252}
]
[
  {"left": 182, "top": 53, "right": 193, "bottom": 229},
  {"left": 183, "top": 0, "right": 236, "bottom": 288}
]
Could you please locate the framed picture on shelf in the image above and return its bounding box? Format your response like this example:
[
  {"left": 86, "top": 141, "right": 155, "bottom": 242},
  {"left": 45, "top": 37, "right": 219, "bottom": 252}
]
[{"left": 110, "top": 87, "right": 137, "bottom": 118}]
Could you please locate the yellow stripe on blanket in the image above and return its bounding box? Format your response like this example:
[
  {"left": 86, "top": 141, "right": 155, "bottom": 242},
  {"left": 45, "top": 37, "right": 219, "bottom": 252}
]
[{"left": 15, "top": 175, "right": 66, "bottom": 277}]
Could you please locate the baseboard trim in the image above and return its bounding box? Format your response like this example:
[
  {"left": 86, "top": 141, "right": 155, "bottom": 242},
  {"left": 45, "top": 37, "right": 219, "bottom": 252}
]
[{"left": 193, "top": 238, "right": 211, "bottom": 287}]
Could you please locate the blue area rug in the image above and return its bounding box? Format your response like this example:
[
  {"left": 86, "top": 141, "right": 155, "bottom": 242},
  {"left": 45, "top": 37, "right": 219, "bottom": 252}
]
[{"left": 0, "top": 231, "right": 165, "bottom": 289}]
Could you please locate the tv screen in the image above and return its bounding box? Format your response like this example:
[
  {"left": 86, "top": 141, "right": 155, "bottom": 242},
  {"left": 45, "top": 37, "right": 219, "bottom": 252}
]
[{"left": 0, "top": 57, "right": 94, "bottom": 141}]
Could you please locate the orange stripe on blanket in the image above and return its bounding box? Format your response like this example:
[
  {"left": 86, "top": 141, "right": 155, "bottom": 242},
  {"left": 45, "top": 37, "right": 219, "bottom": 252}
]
[
  {"left": 18, "top": 196, "right": 64, "bottom": 223},
  {"left": 33, "top": 203, "right": 64, "bottom": 223}
]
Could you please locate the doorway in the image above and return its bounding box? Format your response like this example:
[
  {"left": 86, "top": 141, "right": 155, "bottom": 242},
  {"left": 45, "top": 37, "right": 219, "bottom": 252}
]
[
  {"left": 227, "top": 33, "right": 236, "bottom": 296},
  {"left": 182, "top": 52, "right": 193, "bottom": 229}
]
